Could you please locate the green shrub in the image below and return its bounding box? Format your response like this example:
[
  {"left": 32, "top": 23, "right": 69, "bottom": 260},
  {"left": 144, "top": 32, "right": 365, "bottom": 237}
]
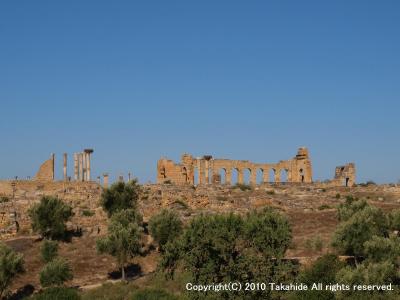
[
  {"left": 29, "top": 196, "right": 73, "bottom": 240},
  {"left": 31, "top": 287, "right": 80, "bottom": 300},
  {"left": 131, "top": 288, "right": 179, "bottom": 300},
  {"left": 39, "top": 258, "right": 73, "bottom": 287},
  {"left": 304, "top": 236, "right": 323, "bottom": 252},
  {"left": 335, "top": 193, "right": 341, "bottom": 199},
  {"left": 318, "top": 204, "right": 331, "bottom": 210},
  {"left": 149, "top": 210, "right": 182, "bottom": 252},
  {"left": 235, "top": 183, "right": 252, "bottom": 191},
  {"left": 0, "top": 196, "right": 9, "bottom": 203},
  {"left": 101, "top": 180, "right": 141, "bottom": 217},
  {"left": 81, "top": 209, "right": 94, "bottom": 217},
  {"left": 173, "top": 199, "right": 188, "bottom": 210},
  {"left": 41, "top": 240, "right": 58, "bottom": 263},
  {"left": 0, "top": 243, "right": 24, "bottom": 299}
]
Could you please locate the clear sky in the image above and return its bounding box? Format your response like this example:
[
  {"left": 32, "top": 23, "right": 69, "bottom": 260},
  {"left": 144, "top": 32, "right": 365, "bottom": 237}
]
[{"left": 1, "top": 1, "right": 399, "bottom": 184}]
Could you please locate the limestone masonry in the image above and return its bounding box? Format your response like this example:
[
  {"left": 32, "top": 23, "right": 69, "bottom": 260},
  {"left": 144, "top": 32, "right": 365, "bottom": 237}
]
[{"left": 157, "top": 147, "right": 355, "bottom": 186}]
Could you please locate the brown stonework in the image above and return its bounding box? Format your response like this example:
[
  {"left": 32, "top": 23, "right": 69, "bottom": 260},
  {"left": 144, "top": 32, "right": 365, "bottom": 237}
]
[
  {"left": 34, "top": 154, "right": 55, "bottom": 181},
  {"left": 157, "top": 147, "right": 313, "bottom": 185},
  {"left": 331, "top": 163, "right": 356, "bottom": 187}
]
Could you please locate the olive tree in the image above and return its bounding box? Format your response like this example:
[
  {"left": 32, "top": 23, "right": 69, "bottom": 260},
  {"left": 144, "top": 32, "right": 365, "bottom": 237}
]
[{"left": 0, "top": 243, "right": 24, "bottom": 299}]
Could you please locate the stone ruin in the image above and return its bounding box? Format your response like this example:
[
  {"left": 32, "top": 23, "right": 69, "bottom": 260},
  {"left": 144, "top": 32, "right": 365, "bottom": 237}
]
[
  {"left": 157, "top": 147, "right": 356, "bottom": 187},
  {"left": 158, "top": 147, "right": 313, "bottom": 185}
]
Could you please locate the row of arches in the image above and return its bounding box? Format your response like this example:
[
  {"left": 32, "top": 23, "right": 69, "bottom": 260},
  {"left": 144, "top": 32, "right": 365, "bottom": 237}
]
[{"left": 193, "top": 167, "right": 290, "bottom": 185}]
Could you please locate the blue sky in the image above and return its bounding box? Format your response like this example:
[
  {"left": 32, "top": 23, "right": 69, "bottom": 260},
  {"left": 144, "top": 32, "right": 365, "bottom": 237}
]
[{"left": 0, "top": 1, "right": 399, "bottom": 183}]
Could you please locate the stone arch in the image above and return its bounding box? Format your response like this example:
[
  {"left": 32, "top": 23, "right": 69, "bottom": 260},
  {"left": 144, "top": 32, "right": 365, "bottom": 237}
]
[
  {"left": 269, "top": 168, "right": 276, "bottom": 183},
  {"left": 280, "top": 169, "right": 288, "bottom": 183},
  {"left": 182, "top": 167, "right": 188, "bottom": 183},
  {"left": 231, "top": 168, "right": 239, "bottom": 185},
  {"left": 256, "top": 168, "right": 264, "bottom": 184},
  {"left": 243, "top": 168, "right": 251, "bottom": 184},
  {"left": 299, "top": 168, "right": 305, "bottom": 183},
  {"left": 193, "top": 167, "right": 199, "bottom": 185},
  {"left": 219, "top": 168, "right": 226, "bottom": 184},
  {"left": 160, "top": 167, "right": 167, "bottom": 179}
]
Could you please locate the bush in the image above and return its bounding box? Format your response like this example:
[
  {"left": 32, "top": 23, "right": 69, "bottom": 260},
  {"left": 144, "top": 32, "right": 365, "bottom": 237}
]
[
  {"left": 0, "top": 243, "right": 24, "bottom": 299},
  {"left": 337, "top": 196, "right": 367, "bottom": 222},
  {"left": 39, "top": 258, "right": 73, "bottom": 287},
  {"left": 131, "top": 288, "right": 179, "bottom": 300},
  {"left": 235, "top": 183, "right": 252, "bottom": 191},
  {"left": 29, "top": 196, "right": 73, "bottom": 240},
  {"left": 41, "top": 240, "right": 58, "bottom": 263},
  {"left": 335, "top": 193, "right": 341, "bottom": 199},
  {"left": 31, "top": 287, "right": 80, "bottom": 300},
  {"left": 304, "top": 236, "right": 323, "bottom": 252},
  {"left": 81, "top": 209, "right": 94, "bottom": 217},
  {"left": 160, "top": 209, "right": 295, "bottom": 299},
  {"left": 97, "top": 209, "right": 142, "bottom": 281},
  {"left": 149, "top": 210, "right": 182, "bottom": 252},
  {"left": 0, "top": 196, "right": 9, "bottom": 203},
  {"left": 318, "top": 204, "right": 331, "bottom": 210},
  {"left": 332, "top": 206, "right": 389, "bottom": 258},
  {"left": 101, "top": 180, "right": 141, "bottom": 217}
]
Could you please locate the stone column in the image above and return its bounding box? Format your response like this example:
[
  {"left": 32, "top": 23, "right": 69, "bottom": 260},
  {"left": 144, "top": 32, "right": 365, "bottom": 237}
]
[
  {"left": 79, "top": 153, "right": 84, "bottom": 181},
  {"left": 225, "top": 169, "right": 232, "bottom": 185},
  {"left": 237, "top": 169, "right": 244, "bottom": 184},
  {"left": 196, "top": 159, "right": 202, "bottom": 185},
  {"left": 250, "top": 169, "right": 257, "bottom": 185},
  {"left": 63, "top": 153, "right": 67, "bottom": 181},
  {"left": 263, "top": 170, "right": 269, "bottom": 183},
  {"left": 74, "top": 153, "right": 78, "bottom": 181},
  {"left": 82, "top": 153, "right": 87, "bottom": 181},
  {"left": 84, "top": 149, "right": 93, "bottom": 181},
  {"left": 274, "top": 169, "right": 280, "bottom": 183},
  {"left": 103, "top": 173, "right": 109, "bottom": 188},
  {"left": 204, "top": 160, "right": 209, "bottom": 184}
]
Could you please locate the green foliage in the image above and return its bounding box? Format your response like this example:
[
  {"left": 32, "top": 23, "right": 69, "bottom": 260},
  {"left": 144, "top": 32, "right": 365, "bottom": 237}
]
[
  {"left": 291, "top": 254, "right": 343, "bottom": 300},
  {"left": 332, "top": 206, "right": 389, "bottom": 257},
  {"left": 97, "top": 209, "right": 142, "bottom": 280},
  {"left": 41, "top": 240, "right": 58, "bottom": 263},
  {"left": 172, "top": 199, "right": 188, "bottom": 210},
  {"left": 363, "top": 235, "right": 400, "bottom": 263},
  {"left": 149, "top": 210, "right": 183, "bottom": 252},
  {"left": 335, "top": 193, "right": 341, "bottom": 199},
  {"left": 29, "top": 196, "right": 73, "bottom": 240},
  {"left": 39, "top": 258, "right": 73, "bottom": 287},
  {"left": 243, "top": 208, "right": 292, "bottom": 258},
  {"left": 318, "top": 204, "right": 331, "bottom": 210},
  {"left": 0, "top": 243, "right": 24, "bottom": 299},
  {"left": 131, "top": 288, "right": 179, "bottom": 300},
  {"left": 81, "top": 209, "right": 95, "bottom": 217},
  {"left": 337, "top": 196, "right": 367, "bottom": 222},
  {"left": 31, "top": 287, "right": 80, "bottom": 300},
  {"left": 160, "top": 209, "right": 295, "bottom": 299},
  {"left": 101, "top": 180, "right": 141, "bottom": 217},
  {"left": 0, "top": 196, "right": 9, "bottom": 203},
  {"left": 235, "top": 183, "right": 252, "bottom": 191},
  {"left": 304, "top": 236, "right": 323, "bottom": 252},
  {"left": 389, "top": 209, "right": 400, "bottom": 231}
]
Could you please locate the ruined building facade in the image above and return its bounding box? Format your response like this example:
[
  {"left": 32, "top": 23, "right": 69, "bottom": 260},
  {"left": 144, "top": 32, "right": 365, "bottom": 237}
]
[{"left": 157, "top": 147, "right": 313, "bottom": 185}]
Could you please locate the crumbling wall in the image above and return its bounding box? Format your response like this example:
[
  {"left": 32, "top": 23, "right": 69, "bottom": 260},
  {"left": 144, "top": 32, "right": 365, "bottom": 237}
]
[
  {"left": 34, "top": 155, "right": 55, "bottom": 181},
  {"left": 330, "top": 163, "right": 356, "bottom": 187},
  {"left": 0, "top": 180, "right": 106, "bottom": 239},
  {"left": 157, "top": 148, "right": 313, "bottom": 185}
]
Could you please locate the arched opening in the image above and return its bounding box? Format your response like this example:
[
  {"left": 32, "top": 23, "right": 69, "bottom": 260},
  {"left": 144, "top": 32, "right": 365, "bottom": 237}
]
[
  {"left": 345, "top": 177, "right": 350, "bottom": 187},
  {"left": 256, "top": 168, "right": 264, "bottom": 184},
  {"left": 280, "top": 169, "right": 288, "bottom": 183},
  {"left": 243, "top": 168, "right": 251, "bottom": 184},
  {"left": 231, "top": 168, "right": 239, "bottom": 185},
  {"left": 219, "top": 168, "right": 226, "bottom": 184},
  {"left": 182, "top": 167, "right": 188, "bottom": 183},
  {"left": 299, "top": 168, "right": 305, "bottom": 183},
  {"left": 193, "top": 167, "right": 199, "bottom": 185},
  {"left": 269, "top": 168, "right": 276, "bottom": 183},
  {"left": 160, "top": 167, "right": 166, "bottom": 179}
]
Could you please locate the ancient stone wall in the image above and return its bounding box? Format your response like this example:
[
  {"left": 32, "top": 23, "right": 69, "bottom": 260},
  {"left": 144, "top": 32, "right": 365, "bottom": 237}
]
[
  {"left": 157, "top": 148, "right": 313, "bottom": 185},
  {"left": 330, "top": 163, "right": 356, "bottom": 187},
  {"left": 0, "top": 180, "right": 106, "bottom": 239},
  {"left": 34, "top": 154, "right": 55, "bottom": 181}
]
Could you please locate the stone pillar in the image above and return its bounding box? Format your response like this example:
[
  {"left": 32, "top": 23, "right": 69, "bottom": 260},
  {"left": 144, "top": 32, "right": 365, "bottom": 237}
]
[
  {"left": 205, "top": 160, "right": 209, "bottom": 184},
  {"left": 196, "top": 159, "right": 203, "bottom": 185},
  {"left": 250, "top": 169, "right": 257, "bottom": 185},
  {"left": 84, "top": 149, "right": 93, "bottom": 181},
  {"left": 225, "top": 169, "right": 232, "bottom": 185},
  {"left": 82, "top": 153, "right": 87, "bottom": 181},
  {"left": 274, "top": 169, "right": 280, "bottom": 183},
  {"left": 51, "top": 153, "right": 55, "bottom": 180},
  {"left": 79, "top": 153, "right": 84, "bottom": 181},
  {"left": 103, "top": 173, "right": 109, "bottom": 188},
  {"left": 118, "top": 174, "right": 124, "bottom": 182},
  {"left": 63, "top": 153, "right": 67, "bottom": 181},
  {"left": 74, "top": 153, "right": 78, "bottom": 181},
  {"left": 237, "top": 169, "right": 244, "bottom": 184},
  {"left": 128, "top": 172, "right": 131, "bottom": 181},
  {"left": 263, "top": 170, "right": 269, "bottom": 183}
]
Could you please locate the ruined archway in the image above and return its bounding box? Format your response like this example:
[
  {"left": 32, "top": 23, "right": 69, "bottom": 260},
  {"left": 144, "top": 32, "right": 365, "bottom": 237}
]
[
  {"left": 193, "top": 167, "right": 199, "bottom": 185},
  {"left": 219, "top": 168, "right": 226, "bottom": 184},
  {"left": 256, "top": 168, "right": 264, "bottom": 184},
  {"left": 280, "top": 169, "right": 288, "bottom": 183},
  {"left": 231, "top": 168, "right": 239, "bottom": 185},
  {"left": 299, "top": 168, "right": 305, "bottom": 183},
  {"left": 269, "top": 168, "right": 276, "bottom": 183},
  {"left": 182, "top": 167, "right": 188, "bottom": 183},
  {"left": 243, "top": 168, "right": 251, "bottom": 185}
]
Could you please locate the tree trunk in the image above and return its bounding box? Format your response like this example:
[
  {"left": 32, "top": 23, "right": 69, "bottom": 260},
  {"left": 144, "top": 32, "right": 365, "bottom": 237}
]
[{"left": 121, "top": 264, "right": 125, "bottom": 281}]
